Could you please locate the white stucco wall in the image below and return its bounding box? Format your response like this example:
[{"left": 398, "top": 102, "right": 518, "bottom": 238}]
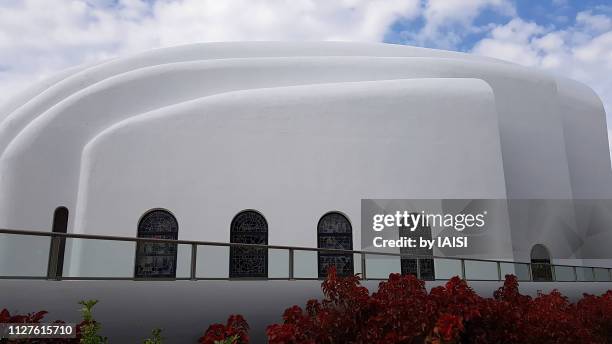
[{"left": 0, "top": 42, "right": 610, "bottom": 275}]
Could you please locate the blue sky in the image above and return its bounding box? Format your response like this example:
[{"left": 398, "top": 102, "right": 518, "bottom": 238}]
[
  {"left": 386, "top": 0, "right": 612, "bottom": 49},
  {"left": 0, "top": 0, "right": 611, "bottom": 153}
]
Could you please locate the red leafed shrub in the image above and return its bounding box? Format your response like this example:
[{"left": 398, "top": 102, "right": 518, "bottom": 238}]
[
  {"left": 267, "top": 267, "right": 373, "bottom": 343},
  {"left": 199, "top": 314, "right": 249, "bottom": 344},
  {"left": 463, "top": 274, "right": 602, "bottom": 344},
  {"left": 367, "top": 273, "right": 434, "bottom": 342},
  {"left": 3, "top": 273, "right": 612, "bottom": 343},
  {"left": 431, "top": 313, "right": 463, "bottom": 343},
  {"left": 0, "top": 309, "right": 48, "bottom": 324},
  {"left": 575, "top": 290, "right": 612, "bottom": 343},
  {"left": 264, "top": 268, "right": 612, "bottom": 344},
  {"left": 265, "top": 268, "right": 478, "bottom": 344}
]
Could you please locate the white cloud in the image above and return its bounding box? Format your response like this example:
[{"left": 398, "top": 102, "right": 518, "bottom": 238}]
[
  {"left": 148, "top": 0, "right": 421, "bottom": 43},
  {"left": 472, "top": 18, "right": 547, "bottom": 65},
  {"left": 576, "top": 10, "right": 612, "bottom": 33},
  {"left": 409, "top": 0, "right": 515, "bottom": 49},
  {"left": 472, "top": 12, "right": 612, "bottom": 156},
  {"left": 0, "top": 0, "right": 421, "bottom": 105}
]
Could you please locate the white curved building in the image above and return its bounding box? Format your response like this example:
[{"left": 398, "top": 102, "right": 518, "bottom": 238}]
[{"left": 0, "top": 42, "right": 611, "bottom": 279}]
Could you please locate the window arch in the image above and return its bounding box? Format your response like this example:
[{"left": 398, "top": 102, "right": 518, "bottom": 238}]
[
  {"left": 52, "top": 207, "right": 69, "bottom": 234},
  {"left": 317, "top": 212, "right": 354, "bottom": 278},
  {"left": 530, "top": 244, "right": 552, "bottom": 281},
  {"left": 399, "top": 217, "right": 435, "bottom": 280},
  {"left": 134, "top": 209, "right": 178, "bottom": 278},
  {"left": 229, "top": 210, "right": 268, "bottom": 278}
]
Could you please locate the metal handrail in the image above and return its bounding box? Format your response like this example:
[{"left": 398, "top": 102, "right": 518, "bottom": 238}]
[
  {"left": 1, "top": 228, "right": 611, "bottom": 282},
  {"left": 0, "top": 228, "right": 522, "bottom": 261}
]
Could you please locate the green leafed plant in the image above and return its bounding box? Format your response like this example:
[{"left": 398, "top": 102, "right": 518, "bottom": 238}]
[
  {"left": 213, "top": 334, "right": 239, "bottom": 344},
  {"left": 143, "top": 328, "right": 164, "bottom": 344},
  {"left": 78, "top": 299, "right": 108, "bottom": 344}
]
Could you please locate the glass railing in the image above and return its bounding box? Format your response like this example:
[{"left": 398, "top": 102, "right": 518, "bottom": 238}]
[
  {"left": 0, "top": 228, "right": 611, "bottom": 282},
  {"left": 554, "top": 265, "right": 576, "bottom": 281},
  {"left": 500, "top": 262, "right": 531, "bottom": 281},
  {"left": 434, "top": 258, "right": 463, "bottom": 280},
  {"left": 0, "top": 232, "right": 50, "bottom": 278}
]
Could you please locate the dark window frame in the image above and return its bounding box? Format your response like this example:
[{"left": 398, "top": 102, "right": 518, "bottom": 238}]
[
  {"left": 229, "top": 209, "right": 269, "bottom": 278},
  {"left": 399, "top": 216, "right": 435, "bottom": 280},
  {"left": 134, "top": 209, "right": 179, "bottom": 279},
  {"left": 317, "top": 211, "right": 354, "bottom": 278},
  {"left": 530, "top": 244, "right": 553, "bottom": 281}
]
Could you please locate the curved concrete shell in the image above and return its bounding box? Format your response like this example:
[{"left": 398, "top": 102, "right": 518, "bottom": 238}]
[{"left": 0, "top": 42, "right": 610, "bottom": 275}]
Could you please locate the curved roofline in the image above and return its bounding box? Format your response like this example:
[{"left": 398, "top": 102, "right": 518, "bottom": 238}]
[{"left": 0, "top": 42, "right": 514, "bottom": 134}]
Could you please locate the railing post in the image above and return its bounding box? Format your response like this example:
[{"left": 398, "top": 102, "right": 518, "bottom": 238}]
[
  {"left": 573, "top": 266, "right": 578, "bottom": 281},
  {"left": 288, "top": 248, "right": 294, "bottom": 280},
  {"left": 551, "top": 264, "right": 556, "bottom": 282},
  {"left": 190, "top": 243, "right": 197, "bottom": 281},
  {"left": 361, "top": 253, "right": 367, "bottom": 280},
  {"left": 460, "top": 259, "right": 466, "bottom": 279},
  {"left": 591, "top": 267, "right": 596, "bottom": 281},
  {"left": 46, "top": 234, "right": 63, "bottom": 280},
  {"left": 497, "top": 261, "right": 502, "bottom": 281},
  {"left": 527, "top": 263, "right": 533, "bottom": 281},
  {"left": 416, "top": 258, "right": 421, "bottom": 280}
]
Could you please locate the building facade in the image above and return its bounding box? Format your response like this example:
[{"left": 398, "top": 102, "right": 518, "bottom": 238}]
[{"left": 0, "top": 42, "right": 611, "bottom": 278}]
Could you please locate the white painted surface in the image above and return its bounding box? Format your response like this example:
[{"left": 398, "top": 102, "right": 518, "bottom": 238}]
[{"left": 0, "top": 42, "right": 610, "bottom": 274}]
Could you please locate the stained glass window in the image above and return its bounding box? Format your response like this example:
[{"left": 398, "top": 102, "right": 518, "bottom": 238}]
[
  {"left": 230, "top": 210, "right": 268, "bottom": 278},
  {"left": 531, "top": 244, "right": 553, "bottom": 281},
  {"left": 135, "top": 209, "right": 178, "bottom": 278},
  {"left": 400, "top": 220, "right": 435, "bottom": 280},
  {"left": 318, "top": 212, "right": 354, "bottom": 278}
]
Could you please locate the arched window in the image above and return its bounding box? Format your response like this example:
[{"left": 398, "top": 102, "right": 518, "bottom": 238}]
[
  {"left": 48, "top": 207, "right": 69, "bottom": 278},
  {"left": 134, "top": 209, "right": 178, "bottom": 278},
  {"left": 230, "top": 210, "right": 268, "bottom": 278},
  {"left": 530, "top": 244, "right": 552, "bottom": 281},
  {"left": 317, "top": 212, "right": 354, "bottom": 278},
  {"left": 399, "top": 217, "right": 435, "bottom": 280},
  {"left": 52, "top": 207, "right": 69, "bottom": 234}
]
